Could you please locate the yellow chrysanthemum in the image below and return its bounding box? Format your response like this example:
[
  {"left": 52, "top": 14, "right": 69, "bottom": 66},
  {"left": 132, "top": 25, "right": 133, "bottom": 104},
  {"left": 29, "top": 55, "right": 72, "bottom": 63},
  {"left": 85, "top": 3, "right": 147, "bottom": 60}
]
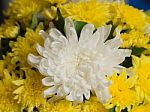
[
  {"left": 0, "top": 69, "right": 21, "bottom": 112},
  {"left": 143, "top": 44, "right": 150, "bottom": 55},
  {"left": 5, "top": 0, "right": 48, "bottom": 27},
  {"left": 2, "top": 54, "right": 19, "bottom": 74},
  {"left": 39, "top": 96, "right": 108, "bottom": 112},
  {"left": 132, "top": 55, "right": 150, "bottom": 103},
  {"left": 43, "top": 6, "right": 57, "bottom": 21},
  {"left": 1, "top": 54, "right": 25, "bottom": 82},
  {"left": 112, "top": 3, "right": 147, "bottom": 31},
  {"left": 13, "top": 69, "right": 46, "bottom": 112},
  {"left": 45, "top": 0, "right": 66, "bottom": 4},
  {"left": 131, "top": 104, "right": 150, "bottom": 112},
  {"left": 120, "top": 30, "right": 150, "bottom": 48},
  {"left": 0, "top": 60, "right": 4, "bottom": 76},
  {"left": 43, "top": 100, "right": 75, "bottom": 112},
  {"left": 0, "top": 19, "right": 19, "bottom": 38},
  {"left": 105, "top": 70, "right": 138, "bottom": 112},
  {"left": 76, "top": 96, "right": 108, "bottom": 112},
  {"left": 10, "top": 23, "right": 44, "bottom": 68},
  {"left": 60, "top": 0, "right": 110, "bottom": 27}
]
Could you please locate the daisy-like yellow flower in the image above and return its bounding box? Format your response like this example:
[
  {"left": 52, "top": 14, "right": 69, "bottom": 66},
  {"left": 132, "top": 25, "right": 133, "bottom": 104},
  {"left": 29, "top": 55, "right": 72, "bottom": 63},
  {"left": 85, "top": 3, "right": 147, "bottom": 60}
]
[
  {"left": 60, "top": 0, "right": 111, "bottom": 27},
  {"left": 0, "top": 69, "right": 21, "bottom": 112},
  {"left": 0, "top": 19, "right": 19, "bottom": 38},
  {"left": 0, "top": 60, "right": 4, "bottom": 76},
  {"left": 45, "top": 0, "right": 66, "bottom": 4},
  {"left": 112, "top": 3, "right": 147, "bottom": 31},
  {"left": 45, "top": 100, "right": 75, "bottom": 112},
  {"left": 13, "top": 69, "right": 46, "bottom": 112},
  {"left": 105, "top": 70, "right": 138, "bottom": 112},
  {"left": 77, "top": 96, "right": 108, "bottom": 112},
  {"left": 43, "top": 6, "right": 57, "bottom": 21},
  {"left": 143, "top": 44, "right": 150, "bottom": 55},
  {"left": 1, "top": 54, "right": 24, "bottom": 83},
  {"left": 10, "top": 23, "right": 44, "bottom": 68},
  {"left": 120, "top": 30, "right": 150, "bottom": 48},
  {"left": 39, "top": 96, "right": 108, "bottom": 112},
  {"left": 5, "top": 0, "right": 48, "bottom": 27},
  {"left": 131, "top": 103, "right": 150, "bottom": 112},
  {"left": 1, "top": 54, "right": 26, "bottom": 88},
  {"left": 2, "top": 54, "right": 19, "bottom": 74},
  {"left": 132, "top": 55, "right": 150, "bottom": 103}
]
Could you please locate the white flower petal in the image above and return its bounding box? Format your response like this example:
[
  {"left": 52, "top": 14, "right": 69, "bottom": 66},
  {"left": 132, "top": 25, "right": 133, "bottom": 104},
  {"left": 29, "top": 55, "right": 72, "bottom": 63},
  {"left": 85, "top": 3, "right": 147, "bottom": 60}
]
[
  {"left": 51, "top": 41, "right": 63, "bottom": 50},
  {"left": 27, "top": 54, "right": 42, "bottom": 67},
  {"left": 42, "top": 77, "right": 54, "bottom": 86},
  {"left": 84, "top": 90, "right": 90, "bottom": 100},
  {"left": 79, "top": 24, "right": 95, "bottom": 45},
  {"left": 36, "top": 43, "right": 45, "bottom": 56},
  {"left": 58, "top": 35, "right": 69, "bottom": 45},
  {"left": 49, "top": 28, "right": 63, "bottom": 40},
  {"left": 57, "top": 86, "right": 66, "bottom": 97},
  {"left": 43, "top": 86, "right": 58, "bottom": 98},
  {"left": 38, "top": 64, "right": 48, "bottom": 76},
  {"left": 66, "top": 91, "right": 75, "bottom": 101},
  {"left": 65, "top": 18, "right": 75, "bottom": 37},
  {"left": 63, "top": 86, "right": 70, "bottom": 94},
  {"left": 94, "top": 83, "right": 111, "bottom": 103},
  {"left": 40, "top": 58, "right": 49, "bottom": 69},
  {"left": 68, "top": 28, "right": 78, "bottom": 45},
  {"left": 96, "top": 25, "right": 112, "bottom": 43},
  {"left": 105, "top": 29, "right": 122, "bottom": 49},
  {"left": 39, "top": 30, "right": 50, "bottom": 39},
  {"left": 44, "top": 38, "right": 51, "bottom": 50},
  {"left": 64, "top": 18, "right": 78, "bottom": 44},
  {"left": 103, "top": 25, "right": 112, "bottom": 40},
  {"left": 76, "top": 95, "right": 83, "bottom": 103}
]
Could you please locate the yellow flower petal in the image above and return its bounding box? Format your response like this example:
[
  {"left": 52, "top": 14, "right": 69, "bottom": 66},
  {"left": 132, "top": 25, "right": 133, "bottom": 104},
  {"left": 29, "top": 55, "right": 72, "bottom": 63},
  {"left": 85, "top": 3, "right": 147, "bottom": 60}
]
[{"left": 12, "top": 80, "right": 25, "bottom": 86}]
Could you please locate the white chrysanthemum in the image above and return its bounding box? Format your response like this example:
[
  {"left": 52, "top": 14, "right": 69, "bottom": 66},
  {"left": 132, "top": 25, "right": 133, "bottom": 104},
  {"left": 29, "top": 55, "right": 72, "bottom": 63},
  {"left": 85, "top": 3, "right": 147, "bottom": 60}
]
[{"left": 28, "top": 18, "right": 131, "bottom": 103}]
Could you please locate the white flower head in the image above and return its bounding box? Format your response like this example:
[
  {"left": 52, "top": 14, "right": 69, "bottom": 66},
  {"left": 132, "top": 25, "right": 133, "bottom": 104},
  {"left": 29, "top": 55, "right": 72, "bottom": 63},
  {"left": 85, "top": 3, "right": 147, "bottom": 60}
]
[{"left": 28, "top": 18, "right": 131, "bottom": 104}]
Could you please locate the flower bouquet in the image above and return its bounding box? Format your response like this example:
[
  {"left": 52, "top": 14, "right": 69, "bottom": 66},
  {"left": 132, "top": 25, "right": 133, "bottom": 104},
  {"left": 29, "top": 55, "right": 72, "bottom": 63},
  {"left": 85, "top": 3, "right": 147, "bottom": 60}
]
[{"left": 0, "top": 0, "right": 150, "bottom": 112}]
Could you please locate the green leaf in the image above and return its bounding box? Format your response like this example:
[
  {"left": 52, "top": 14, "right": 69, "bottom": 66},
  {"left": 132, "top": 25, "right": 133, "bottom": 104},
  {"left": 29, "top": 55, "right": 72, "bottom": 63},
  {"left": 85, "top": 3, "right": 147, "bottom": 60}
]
[
  {"left": 30, "top": 11, "right": 38, "bottom": 29},
  {"left": 145, "top": 10, "right": 150, "bottom": 16},
  {"left": 73, "top": 21, "right": 87, "bottom": 37},
  {"left": 131, "top": 47, "right": 145, "bottom": 56},
  {"left": 109, "top": 107, "right": 115, "bottom": 112},
  {"left": 53, "top": 9, "right": 65, "bottom": 35}
]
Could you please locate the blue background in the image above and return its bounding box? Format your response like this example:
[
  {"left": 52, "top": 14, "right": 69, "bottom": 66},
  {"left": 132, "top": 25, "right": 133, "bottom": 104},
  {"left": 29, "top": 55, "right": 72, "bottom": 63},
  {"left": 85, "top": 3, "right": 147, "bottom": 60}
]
[{"left": 128, "top": 0, "right": 150, "bottom": 10}]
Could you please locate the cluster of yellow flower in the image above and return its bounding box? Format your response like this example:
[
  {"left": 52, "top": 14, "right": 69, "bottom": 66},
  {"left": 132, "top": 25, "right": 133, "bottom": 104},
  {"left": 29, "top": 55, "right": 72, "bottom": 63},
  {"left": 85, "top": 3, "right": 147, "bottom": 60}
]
[
  {"left": 0, "top": 0, "right": 150, "bottom": 112},
  {"left": 106, "top": 55, "right": 150, "bottom": 112}
]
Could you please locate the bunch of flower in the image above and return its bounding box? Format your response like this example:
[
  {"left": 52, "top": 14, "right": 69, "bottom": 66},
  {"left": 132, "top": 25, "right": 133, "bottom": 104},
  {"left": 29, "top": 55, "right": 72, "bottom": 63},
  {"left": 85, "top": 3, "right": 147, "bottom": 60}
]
[{"left": 0, "top": 0, "right": 150, "bottom": 112}]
